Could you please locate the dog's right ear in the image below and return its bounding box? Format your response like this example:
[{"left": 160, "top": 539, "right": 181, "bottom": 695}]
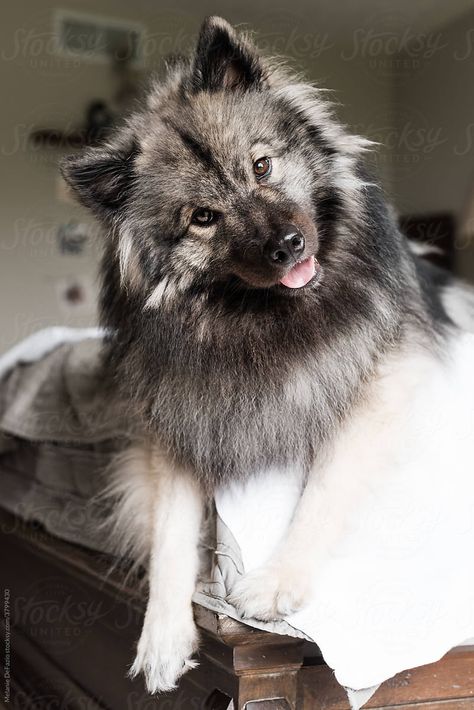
[{"left": 60, "top": 129, "right": 138, "bottom": 221}]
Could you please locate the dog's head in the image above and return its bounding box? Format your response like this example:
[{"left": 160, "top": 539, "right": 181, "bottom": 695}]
[{"left": 62, "top": 16, "right": 373, "bottom": 306}]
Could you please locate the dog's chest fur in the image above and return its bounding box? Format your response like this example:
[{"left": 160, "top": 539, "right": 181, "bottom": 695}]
[
  {"left": 149, "top": 355, "right": 317, "bottom": 484},
  {"left": 108, "top": 292, "right": 386, "bottom": 487}
]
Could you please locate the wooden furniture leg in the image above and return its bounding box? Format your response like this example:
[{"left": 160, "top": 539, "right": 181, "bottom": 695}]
[{"left": 188, "top": 606, "right": 305, "bottom": 709}]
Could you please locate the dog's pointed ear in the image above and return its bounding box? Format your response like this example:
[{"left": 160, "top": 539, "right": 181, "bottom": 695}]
[
  {"left": 60, "top": 128, "right": 138, "bottom": 220},
  {"left": 191, "top": 16, "right": 265, "bottom": 92}
]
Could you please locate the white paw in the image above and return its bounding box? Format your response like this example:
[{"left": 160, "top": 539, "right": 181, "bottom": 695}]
[
  {"left": 228, "top": 562, "right": 311, "bottom": 621},
  {"left": 129, "top": 611, "right": 199, "bottom": 694}
]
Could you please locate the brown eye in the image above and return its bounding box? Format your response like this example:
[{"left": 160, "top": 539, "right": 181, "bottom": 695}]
[
  {"left": 191, "top": 208, "right": 217, "bottom": 226},
  {"left": 253, "top": 156, "right": 272, "bottom": 180}
]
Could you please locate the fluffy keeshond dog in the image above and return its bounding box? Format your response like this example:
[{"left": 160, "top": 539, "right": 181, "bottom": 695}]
[{"left": 61, "top": 16, "right": 470, "bottom": 694}]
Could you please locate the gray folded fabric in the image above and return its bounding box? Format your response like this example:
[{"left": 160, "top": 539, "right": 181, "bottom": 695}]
[
  {"left": 0, "top": 338, "right": 134, "bottom": 551},
  {"left": 0, "top": 339, "right": 134, "bottom": 444}
]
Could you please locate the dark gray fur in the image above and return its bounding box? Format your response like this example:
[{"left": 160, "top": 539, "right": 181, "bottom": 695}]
[{"left": 61, "top": 17, "right": 451, "bottom": 489}]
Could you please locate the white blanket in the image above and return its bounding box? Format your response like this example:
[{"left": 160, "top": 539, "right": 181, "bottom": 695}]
[{"left": 216, "top": 331, "right": 474, "bottom": 706}]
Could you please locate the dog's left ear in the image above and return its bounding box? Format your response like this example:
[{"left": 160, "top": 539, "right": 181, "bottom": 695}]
[
  {"left": 191, "top": 16, "right": 265, "bottom": 92},
  {"left": 60, "top": 127, "right": 138, "bottom": 222}
]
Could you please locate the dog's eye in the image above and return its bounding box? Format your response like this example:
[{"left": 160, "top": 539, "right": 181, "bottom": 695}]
[
  {"left": 191, "top": 208, "right": 217, "bottom": 226},
  {"left": 253, "top": 157, "right": 272, "bottom": 180}
]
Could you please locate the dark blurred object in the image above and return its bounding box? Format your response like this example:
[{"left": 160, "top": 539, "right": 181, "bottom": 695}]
[
  {"left": 57, "top": 221, "right": 88, "bottom": 255},
  {"left": 29, "top": 128, "right": 89, "bottom": 149},
  {"left": 29, "top": 98, "right": 115, "bottom": 149},
  {"left": 85, "top": 100, "right": 114, "bottom": 144},
  {"left": 400, "top": 214, "right": 455, "bottom": 271}
]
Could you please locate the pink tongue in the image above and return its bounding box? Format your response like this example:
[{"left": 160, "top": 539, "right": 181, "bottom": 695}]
[{"left": 280, "top": 256, "right": 316, "bottom": 289}]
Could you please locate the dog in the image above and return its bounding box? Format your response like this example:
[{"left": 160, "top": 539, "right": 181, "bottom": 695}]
[{"left": 61, "top": 15, "right": 473, "bottom": 694}]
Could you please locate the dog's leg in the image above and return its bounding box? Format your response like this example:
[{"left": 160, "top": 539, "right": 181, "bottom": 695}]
[
  {"left": 128, "top": 447, "right": 203, "bottom": 693},
  {"left": 229, "top": 351, "right": 419, "bottom": 621},
  {"left": 228, "top": 459, "right": 349, "bottom": 621}
]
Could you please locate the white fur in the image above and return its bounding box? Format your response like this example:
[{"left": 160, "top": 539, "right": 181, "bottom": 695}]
[
  {"left": 118, "top": 228, "right": 144, "bottom": 290},
  {"left": 145, "top": 274, "right": 196, "bottom": 310},
  {"left": 108, "top": 445, "right": 203, "bottom": 693},
  {"left": 145, "top": 277, "right": 172, "bottom": 310},
  {"left": 331, "top": 154, "right": 375, "bottom": 195},
  {"left": 101, "top": 446, "right": 156, "bottom": 572}
]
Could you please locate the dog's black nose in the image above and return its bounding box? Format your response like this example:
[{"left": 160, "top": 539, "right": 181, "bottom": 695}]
[{"left": 264, "top": 226, "right": 305, "bottom": 266}]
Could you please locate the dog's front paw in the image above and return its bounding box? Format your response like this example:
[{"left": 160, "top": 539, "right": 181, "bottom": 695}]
[
  {"left": 228, "top": 562, "right": 311, "bottom": 621},
  {"left": 129, "top": 611, "right": 199, "bottom": 694}
]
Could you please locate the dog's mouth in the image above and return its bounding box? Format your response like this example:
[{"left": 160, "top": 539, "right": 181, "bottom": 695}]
[
  {"left": 230, "top": 253, "right": 322, "bottom": 292},
  {"left": 279, "top": 255, "right": 319, "bottom": 289}
]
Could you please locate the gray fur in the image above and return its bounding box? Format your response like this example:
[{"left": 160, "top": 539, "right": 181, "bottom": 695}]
[{"left": 61, "top": 16, "right": 451, "bottom": 489}]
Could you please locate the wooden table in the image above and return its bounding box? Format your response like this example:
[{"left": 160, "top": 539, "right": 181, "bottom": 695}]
[{"left": 0, "top": 508, "right": 472, "bottom": 709}]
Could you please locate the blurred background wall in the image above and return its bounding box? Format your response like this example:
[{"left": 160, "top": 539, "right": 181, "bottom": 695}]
[{"left": 2, "top": 0, "right": 474, "bottom": 352}]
